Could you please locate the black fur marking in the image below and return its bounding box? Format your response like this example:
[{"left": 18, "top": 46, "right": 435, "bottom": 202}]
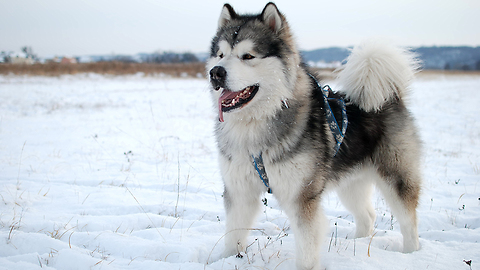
[
  {"left": 332, "top": 97, "right": 414, "bottom": 177},
  {"left": 307, "top": 76, "right": 334, "bottom": 163},
  {"left": 210, "top": 13, "right": 289, "bottom": 62},
  {"left": 332, "top": 104, "right": 384, "bottom": 169}
]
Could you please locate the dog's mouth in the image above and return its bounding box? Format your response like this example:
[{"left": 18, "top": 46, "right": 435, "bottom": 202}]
[{"left": 217, "top": 84, "right": 259, "bottom": 122}]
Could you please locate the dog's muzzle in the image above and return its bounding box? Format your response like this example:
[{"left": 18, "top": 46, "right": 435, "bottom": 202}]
[{"left": 210, "top": 66, "right": 227, "bottom": 90}]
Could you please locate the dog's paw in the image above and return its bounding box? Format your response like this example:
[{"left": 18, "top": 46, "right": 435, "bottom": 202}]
[
  {"left": 403, "top": 238, "right": 420, "bottom": 253},
  {"left": 222, "top": 247, "right": 240, "bottom": 258}
]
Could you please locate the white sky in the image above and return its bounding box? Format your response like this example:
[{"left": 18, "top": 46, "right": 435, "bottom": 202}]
[{"left": 1, "top": 0, "right": 479, "bottom": 57}]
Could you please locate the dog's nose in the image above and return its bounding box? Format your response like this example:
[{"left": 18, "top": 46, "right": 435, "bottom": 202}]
[
  {"left": 210, "top": 66, "right": 227, "bottom": 90},
  {"left": 210, "top": 66, "right": 226, "bottom": 80}
]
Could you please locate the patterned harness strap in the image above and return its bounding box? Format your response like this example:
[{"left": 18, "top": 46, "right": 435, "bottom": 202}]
[
  {"left": 253, "top": 74, "right": 348, "bottom": 193},
  {"left": 321, "top": 84, "right": 348, "bottom": 156},
  {"left": 252, "top": 153, "right": 272, "bottom": 194}
]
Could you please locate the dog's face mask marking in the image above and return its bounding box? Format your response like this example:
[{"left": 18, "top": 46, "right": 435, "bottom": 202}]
[
  {"left": 209, "top": 40, "right": 261, "bottom": 122},
  {"left": 207, "top": 3, "right": 289, "bottom": 122}
]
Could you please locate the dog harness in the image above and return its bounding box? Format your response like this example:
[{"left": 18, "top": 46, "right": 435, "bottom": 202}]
[{"left": 252, "top": 74, "right": 348, "bottom": 194}]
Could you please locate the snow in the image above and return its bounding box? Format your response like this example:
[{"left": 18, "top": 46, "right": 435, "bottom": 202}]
[{"left": 0, "top": 72, "right": 479, "bottom": 270}]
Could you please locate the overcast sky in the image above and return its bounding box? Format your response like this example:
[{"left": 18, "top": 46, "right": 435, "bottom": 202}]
[{"left": 1, "top": 0, "right": 479, "bottom": 57}]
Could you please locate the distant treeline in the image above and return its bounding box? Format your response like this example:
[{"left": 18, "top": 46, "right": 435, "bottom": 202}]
[
  {"left": 301, "top": 46, "right": 480, "bottom": 70},
  {"left": 0, "top": 49, "right": 204, "bottom": 65},
  {"left": 412, "top": 47, "right": 480, "bottom": 70},
  {"left": 3, "top": 46, "right": 480, "bottom": 71},
  {"left": 88, "top": 52, "right": 201, "bottom": 64},
  {"left": 87, "top": 47, "right": 480, "bottom": 70}
]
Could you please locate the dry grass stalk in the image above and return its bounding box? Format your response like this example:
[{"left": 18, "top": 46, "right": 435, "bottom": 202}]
[{"left": 0, "top": 62, "right": 207, "bottom": 77}]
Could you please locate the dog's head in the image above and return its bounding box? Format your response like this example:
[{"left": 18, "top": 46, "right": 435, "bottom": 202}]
[{"left": 207, "top": 3, "right": 300, "bottom": 122}]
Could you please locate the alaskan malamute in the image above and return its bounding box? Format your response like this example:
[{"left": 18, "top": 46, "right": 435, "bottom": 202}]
[{"left": 206, "top": 3, "right": 421, "bottom": 269}]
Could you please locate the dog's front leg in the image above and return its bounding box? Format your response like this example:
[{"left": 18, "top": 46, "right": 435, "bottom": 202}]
[
  {"left": 222, "top": 179, "right": 262, "bottom": 257},
  {"left": 282, "top": 193, "right": 325, "bottom": 270}
]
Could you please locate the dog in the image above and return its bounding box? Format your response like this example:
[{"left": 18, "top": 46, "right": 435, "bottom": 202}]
[{"left": 206, "top": 3, "right": 421, "bottom": 269}]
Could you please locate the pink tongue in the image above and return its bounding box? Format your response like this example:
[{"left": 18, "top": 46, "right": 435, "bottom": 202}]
[{"left": 218, "top": 89, "right": 240, "bottom": 122}]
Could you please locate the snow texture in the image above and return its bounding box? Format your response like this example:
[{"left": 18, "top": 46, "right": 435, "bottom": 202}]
[{"left": 0, "top": 73, "right": 479, "bottom": 269}]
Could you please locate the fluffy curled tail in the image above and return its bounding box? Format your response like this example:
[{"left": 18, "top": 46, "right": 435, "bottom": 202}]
[{"left": 336, "top": 41, "right": 420, "bottom": 112}]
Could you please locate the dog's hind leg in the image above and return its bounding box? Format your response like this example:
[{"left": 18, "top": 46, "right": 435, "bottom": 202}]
[
  {"left": 336, "top": 172, "right": 376, "bottom": 238},
  {"left": 375, "top": 173, "right": 420, "bottom": 253},
  {"left": 374, "top": 159, "right": 421, "bottom": 253}
]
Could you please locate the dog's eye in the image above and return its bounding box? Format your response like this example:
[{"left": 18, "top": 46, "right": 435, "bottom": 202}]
[{"left": 242, "top": 54, "right": 255, "bottom": 60}]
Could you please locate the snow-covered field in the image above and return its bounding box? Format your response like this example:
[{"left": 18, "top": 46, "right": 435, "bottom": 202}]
[{"left": 0, "top": 72, "right": 479, "bottom": 270}]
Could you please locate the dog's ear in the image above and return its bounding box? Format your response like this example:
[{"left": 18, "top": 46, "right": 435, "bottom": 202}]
[
  {"left": 218, "top": 4, "right": 237, "bottom": 29},
  {"left": 261, "top": 2, "right": 283, "bottom": 33}
]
